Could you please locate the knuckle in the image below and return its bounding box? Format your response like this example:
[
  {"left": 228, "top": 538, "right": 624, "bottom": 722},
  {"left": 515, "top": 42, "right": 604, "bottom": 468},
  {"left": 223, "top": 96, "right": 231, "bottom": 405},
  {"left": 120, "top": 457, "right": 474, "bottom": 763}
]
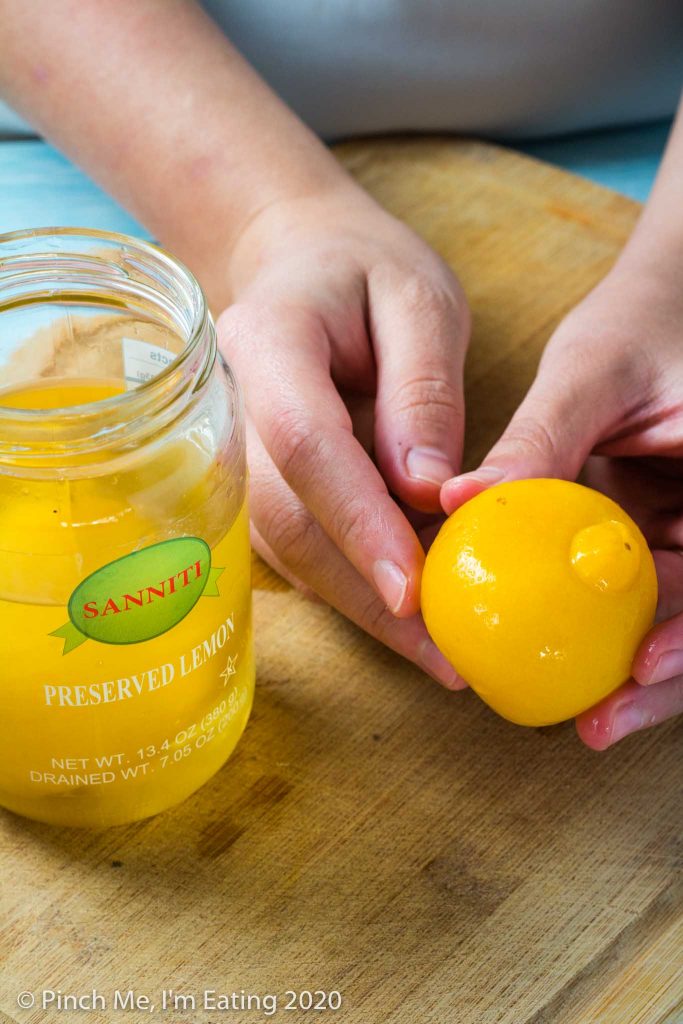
[
  {"left": 500, "top": 416, "right": 559, "bottom": 463},
  {"left": 268, "top": 407, "right": 324, "bottom": 483},
  {"left": 389, "top": 373, "right": 463, "bottom": 429},
  {"left": 399, "top": 272, "right": 454, "bottom": 317},
  {"left": 259, "top": 497, "right": 321, "bottom": 573},
  {"left": 404, "top": 274, "right": 466, "bottom": 333},
  {"left": 334, "top": 496, "right": 377, "bottom": 554},
  {"left": 413, "top": 267, "right": 468, "bottom": 329},
  {"left": 372, "top": 263, "right": 466, "bottom": 327}
]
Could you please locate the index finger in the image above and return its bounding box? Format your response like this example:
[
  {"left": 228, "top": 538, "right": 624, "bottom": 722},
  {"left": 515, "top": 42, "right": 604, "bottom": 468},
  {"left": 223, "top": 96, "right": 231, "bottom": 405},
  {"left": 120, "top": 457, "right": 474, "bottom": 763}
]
[{"left": 218, "top": 303, "right": 425, "bottom": 616}]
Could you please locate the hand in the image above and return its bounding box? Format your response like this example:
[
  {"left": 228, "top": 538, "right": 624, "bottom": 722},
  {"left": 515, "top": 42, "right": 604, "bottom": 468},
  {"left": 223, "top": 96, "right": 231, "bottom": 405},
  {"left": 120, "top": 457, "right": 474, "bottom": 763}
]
[
  {"left": 441, "top": 262, "right": 683, "bottom": 746},
  {"left": 218, "top": 182, "right": 470, "bottom": 687}
]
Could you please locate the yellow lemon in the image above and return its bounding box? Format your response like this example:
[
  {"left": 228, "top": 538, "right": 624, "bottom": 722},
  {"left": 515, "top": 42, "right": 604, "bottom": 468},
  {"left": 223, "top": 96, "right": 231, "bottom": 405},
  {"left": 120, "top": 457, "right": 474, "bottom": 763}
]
[{"left": 421, "top": 479, "right": 658, "bottom": 726}]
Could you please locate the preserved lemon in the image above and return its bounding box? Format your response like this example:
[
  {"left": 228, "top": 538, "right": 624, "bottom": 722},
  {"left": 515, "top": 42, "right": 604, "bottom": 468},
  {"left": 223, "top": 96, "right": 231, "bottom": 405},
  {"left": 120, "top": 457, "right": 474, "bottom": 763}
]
[
  {"left": 0, "top": 228, "right": 253, "bottom": 827},
  {"left": 422, "top": 479, "right": 657, "bottom": 726},
  {"left": 0, "top": 378, "right": 253, "bottom": 827}
]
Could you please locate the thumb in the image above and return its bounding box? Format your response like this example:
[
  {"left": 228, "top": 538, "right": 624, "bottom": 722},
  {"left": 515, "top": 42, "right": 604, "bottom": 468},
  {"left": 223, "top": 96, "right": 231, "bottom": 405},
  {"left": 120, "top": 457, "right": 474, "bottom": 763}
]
[{"left": 441, "top": 347, "right": 620, "bottom": 513}]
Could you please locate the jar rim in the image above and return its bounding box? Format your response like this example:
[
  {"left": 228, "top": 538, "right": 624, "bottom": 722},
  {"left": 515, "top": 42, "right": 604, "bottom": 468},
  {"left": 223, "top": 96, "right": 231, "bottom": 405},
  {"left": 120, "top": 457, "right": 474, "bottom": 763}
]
[{"left": 0, "top": 226, "right": 209, "bottom": 422}]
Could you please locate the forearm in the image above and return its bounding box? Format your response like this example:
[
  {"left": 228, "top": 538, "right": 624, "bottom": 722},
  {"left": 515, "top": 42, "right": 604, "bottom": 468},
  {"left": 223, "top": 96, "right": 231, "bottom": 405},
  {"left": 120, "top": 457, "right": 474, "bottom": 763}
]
[
  {"left": 616, "top": 94, "right": 683, "bottom": 283},
  {"left": 0, "top": 0, "right": 348, "bottom": 309}
]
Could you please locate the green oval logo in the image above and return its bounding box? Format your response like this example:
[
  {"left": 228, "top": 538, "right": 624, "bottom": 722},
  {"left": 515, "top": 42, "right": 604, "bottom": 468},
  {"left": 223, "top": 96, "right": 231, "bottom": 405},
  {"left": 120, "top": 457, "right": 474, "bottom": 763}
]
[{"left": 50, "top": 537, "right": 224, "bottom": 654}]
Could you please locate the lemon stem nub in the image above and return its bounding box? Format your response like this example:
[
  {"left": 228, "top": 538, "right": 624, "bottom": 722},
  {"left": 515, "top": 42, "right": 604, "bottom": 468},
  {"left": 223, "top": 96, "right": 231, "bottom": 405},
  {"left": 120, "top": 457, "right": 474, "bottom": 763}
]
[{"left": 570, "top": 520, "right": 641, "bottom": 593}]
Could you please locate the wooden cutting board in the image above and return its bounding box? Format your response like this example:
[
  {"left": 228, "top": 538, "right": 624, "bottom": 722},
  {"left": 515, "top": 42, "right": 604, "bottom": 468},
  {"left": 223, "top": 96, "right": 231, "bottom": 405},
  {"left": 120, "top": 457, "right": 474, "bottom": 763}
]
[{"left": 1, "top": 139, "right": 681, "bottom": 1024}]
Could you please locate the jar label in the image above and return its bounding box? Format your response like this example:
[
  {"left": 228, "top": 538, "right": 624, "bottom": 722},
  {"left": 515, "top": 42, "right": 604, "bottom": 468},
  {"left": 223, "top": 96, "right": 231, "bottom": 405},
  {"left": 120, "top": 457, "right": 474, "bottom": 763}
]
[
  {"left": 50, "top": 537, "right": 224, "bottom": 654},
  {"left": 122, "top": 336, "right": 175, "bottom": 388}
]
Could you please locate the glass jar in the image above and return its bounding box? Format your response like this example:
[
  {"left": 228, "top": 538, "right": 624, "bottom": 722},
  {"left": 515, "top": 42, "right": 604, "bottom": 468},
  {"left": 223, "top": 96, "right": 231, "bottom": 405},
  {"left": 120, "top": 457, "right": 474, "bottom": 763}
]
[{"left": 0, "top": 228, "right": 254, "bottom": 827}]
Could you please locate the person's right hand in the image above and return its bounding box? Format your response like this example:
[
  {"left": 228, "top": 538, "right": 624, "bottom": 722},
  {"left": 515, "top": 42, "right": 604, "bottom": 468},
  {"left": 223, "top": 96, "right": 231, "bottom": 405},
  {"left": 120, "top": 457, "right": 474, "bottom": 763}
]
[
  {"left": 440, "top": 256, "right": 683, "bottom": 745},
  {"left": 217, "top": 181, "right": 470, "bottom": 688}
]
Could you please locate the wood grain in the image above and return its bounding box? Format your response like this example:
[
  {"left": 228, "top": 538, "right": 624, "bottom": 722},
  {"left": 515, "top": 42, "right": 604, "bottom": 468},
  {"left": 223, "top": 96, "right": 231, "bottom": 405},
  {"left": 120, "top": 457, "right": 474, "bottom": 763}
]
[{"left": 1, "top": 139, "right": 681, "bottom": 1024}]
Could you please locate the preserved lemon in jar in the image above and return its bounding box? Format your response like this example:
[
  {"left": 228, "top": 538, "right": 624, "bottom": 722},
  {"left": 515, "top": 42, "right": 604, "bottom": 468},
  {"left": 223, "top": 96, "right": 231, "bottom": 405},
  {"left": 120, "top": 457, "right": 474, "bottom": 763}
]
[{"left": 0, "top": 228, "right": 254, "bottom": 827}]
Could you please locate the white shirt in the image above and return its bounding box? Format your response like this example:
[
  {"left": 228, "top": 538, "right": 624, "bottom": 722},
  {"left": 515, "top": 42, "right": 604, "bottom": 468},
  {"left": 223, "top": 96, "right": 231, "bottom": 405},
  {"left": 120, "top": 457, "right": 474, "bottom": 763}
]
[{"left": 1, "top": 1, "right": 681, "bottom": 138}]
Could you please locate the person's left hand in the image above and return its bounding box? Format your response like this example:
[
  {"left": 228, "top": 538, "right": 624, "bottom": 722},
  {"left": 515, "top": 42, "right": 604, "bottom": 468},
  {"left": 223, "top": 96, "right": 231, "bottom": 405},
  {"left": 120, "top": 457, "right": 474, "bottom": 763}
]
[{"left": 440, "top": 260, "right": 683, "bottom": 749}]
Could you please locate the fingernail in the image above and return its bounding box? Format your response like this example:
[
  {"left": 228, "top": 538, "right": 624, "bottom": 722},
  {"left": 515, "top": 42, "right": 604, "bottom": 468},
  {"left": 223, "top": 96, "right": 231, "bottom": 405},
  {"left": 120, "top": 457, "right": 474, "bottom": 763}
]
[
  {"left": 646, "top": 649, "right": 683, "bottom": 685},
  {"left": 441, "top": 466, "right": 507, "bottom": 513},
  {"left": 450, "top": 465, "right": 506, "bottom": 486},
  {"left": 406, "top": 447, "right": 455, "bottom": 487},
  {"left": 373, "top": 559, "right": 408, "bottom": 614},
  {"left": 609, "top": 702, "right": 645, "bottom": 745},
  {"left": 419, "top": 639, "right": 467, "bottom": 689}
]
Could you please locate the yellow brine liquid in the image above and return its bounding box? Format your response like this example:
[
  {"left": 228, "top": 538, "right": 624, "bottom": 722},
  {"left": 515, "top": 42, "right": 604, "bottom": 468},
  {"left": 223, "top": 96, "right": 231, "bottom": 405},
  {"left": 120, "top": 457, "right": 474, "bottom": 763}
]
[{"left": 0, "top": 378, "right": 254, "bottom": 827}]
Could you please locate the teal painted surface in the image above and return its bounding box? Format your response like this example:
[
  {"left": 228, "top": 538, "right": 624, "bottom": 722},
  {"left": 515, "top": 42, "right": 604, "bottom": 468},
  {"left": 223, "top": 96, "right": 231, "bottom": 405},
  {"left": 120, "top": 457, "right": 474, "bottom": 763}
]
[
  {"left": 0, "top": 120, "right": 672, "bottom": 238},
  {"left": 0, "top": 141, "right": 151, "bottom": 238},
  {"left": 519, "top": 120, "right": 670, "bottom": 203}
]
